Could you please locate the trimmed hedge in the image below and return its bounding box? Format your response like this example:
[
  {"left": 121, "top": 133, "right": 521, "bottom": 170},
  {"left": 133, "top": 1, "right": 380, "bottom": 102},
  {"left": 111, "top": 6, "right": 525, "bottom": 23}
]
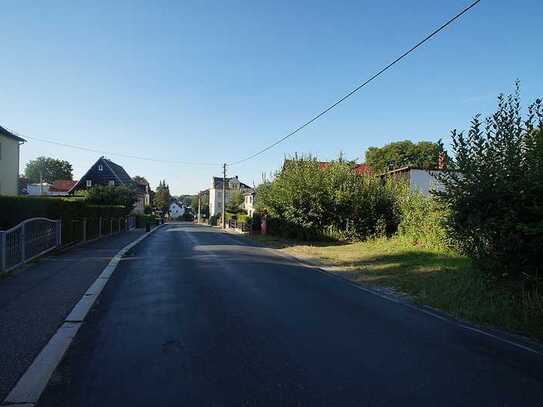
[{"left": 0, "top": 196, "right": 131, "bottom": 245}]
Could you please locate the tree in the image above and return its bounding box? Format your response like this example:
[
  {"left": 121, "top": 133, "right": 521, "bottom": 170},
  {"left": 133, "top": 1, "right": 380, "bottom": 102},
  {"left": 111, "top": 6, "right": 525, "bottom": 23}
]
[
  {"left": 226, "top": 191, "right": 244, "bottom": 213},
  {"left": 86, "top": 185, "right": 138, "bottom": 208},
  {"left": 192, "top": 191, "right": 209, "bottom": 218},
  {"left": 154, "top": 180, "right": 171, "bottom": 214},
  {"left": 24, "top": 156, "right": 73, "bottom": 183},
  {"left": 436, "top": 83, "right": 543, "bottom": 280},
  {"left": 365, "top": 140, "right": 443, "bottom": 173}
]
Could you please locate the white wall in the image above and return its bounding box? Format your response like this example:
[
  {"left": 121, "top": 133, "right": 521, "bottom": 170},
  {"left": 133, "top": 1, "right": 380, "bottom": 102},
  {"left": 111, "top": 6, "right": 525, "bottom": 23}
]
[
  {"left": 409, "top": 169, "right": 444, "bottom": 195},
  {"left": 0, "top": 135, "right": 20, "bottom": 195}
]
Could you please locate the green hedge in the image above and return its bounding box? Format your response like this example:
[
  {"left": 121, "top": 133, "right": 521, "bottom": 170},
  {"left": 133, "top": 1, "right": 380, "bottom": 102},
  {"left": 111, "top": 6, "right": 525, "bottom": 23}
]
[
  {"left": 0, "top": 196, "right": 131, "bottom": 245},
  {"left": 135, "top": 214, "right": 158, "bottom": 228}
]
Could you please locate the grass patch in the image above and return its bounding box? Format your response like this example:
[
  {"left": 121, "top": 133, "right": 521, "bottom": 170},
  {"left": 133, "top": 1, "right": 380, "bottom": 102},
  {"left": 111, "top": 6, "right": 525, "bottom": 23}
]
[{"left": 251, "top": 234, "right": 543, "bottom": 341}]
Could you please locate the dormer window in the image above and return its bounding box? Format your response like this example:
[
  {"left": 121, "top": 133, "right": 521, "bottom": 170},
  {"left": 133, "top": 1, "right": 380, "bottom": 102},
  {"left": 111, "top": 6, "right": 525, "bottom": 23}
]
[{"left": 98, "top": 165, "right": 103, "bottom": 171}]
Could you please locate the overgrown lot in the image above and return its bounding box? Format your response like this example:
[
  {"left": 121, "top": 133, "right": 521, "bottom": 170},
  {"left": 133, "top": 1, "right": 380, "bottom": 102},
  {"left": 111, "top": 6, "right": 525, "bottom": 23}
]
[{"left": 251, "top": 234, "right": 543, "bottom": 341}]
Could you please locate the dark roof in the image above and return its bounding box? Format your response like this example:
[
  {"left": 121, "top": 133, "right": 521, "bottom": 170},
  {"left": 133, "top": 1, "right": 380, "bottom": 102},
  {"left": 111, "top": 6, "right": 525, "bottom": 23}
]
[
  {"left": 212, "top": 176, "right": 252, "bottom": 190},
  {"left": 102, "top": 158, "right": 134, "bottom": 185},
  {"left": 72, "top": 156, "right": 136, "bottom": 191},
  {"left": 0, "top": 125, "right": 26, "bottom": 142}
]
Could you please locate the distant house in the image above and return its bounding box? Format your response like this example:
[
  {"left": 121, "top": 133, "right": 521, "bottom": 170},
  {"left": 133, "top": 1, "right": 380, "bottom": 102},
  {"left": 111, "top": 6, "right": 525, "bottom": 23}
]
[
  {"left": 243, "top": 191, "right": 256, "bottom": 217},
  {"left": 49, "top": 180, "right": 78, "bottom": 196},
  {"left": 209, "top": 176, "right": 252, "bottom": 217},
  {"left": 72, "top": 156, "right": 146, "bottom": 213},
  {"left": 169, "top": 200, "right": 185, "bottom": 218},
  {"left": 381, "top": 166, "right": 446, "bottom": 196},
  {"left": 0, "top": 125, "right": 26, "bottom": 196},
  {"left": 26, "top": 180, "right": 78, "bottom": 196}
]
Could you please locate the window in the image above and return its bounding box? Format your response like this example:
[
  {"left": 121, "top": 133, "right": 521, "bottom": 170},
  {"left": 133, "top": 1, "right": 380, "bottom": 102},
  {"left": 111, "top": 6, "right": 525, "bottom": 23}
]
[
  {"left": 108, "top": 180, "right": 115, "bottom": 186},
  {"left": 98, "top": 165, "right": 103, "bottom": 171},
  {"left": 86, "top": 180, "right": 92, "bottom": 187}
]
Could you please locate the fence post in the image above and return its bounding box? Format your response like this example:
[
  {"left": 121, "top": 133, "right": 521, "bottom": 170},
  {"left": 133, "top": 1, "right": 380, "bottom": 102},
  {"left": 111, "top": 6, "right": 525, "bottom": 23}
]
[
  {"left": 21, "top": 223, "right": 26, "bottom": 263},
  {"left": 98, "top": 217, "right": 102, "bottom": 238},
  {"left": 110, "top": 218, "right": 113, "bottom": 235},
  {"left": 118, "top": 218, "right": 121, "bottom": 233},
  {"left": 0, "top": 231, "right": 6, "bottom": 272},
  {"left": 83, "top": 218, "right": 87, "bottom": 242},
  {"left": 56, "top": 220, "right": 62, "bottom": 247}
]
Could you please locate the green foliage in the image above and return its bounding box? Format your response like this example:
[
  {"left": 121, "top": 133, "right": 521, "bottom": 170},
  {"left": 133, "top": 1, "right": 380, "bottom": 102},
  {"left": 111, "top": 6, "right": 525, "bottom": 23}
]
[
  {"left": 24, "top": 156, "right": 73, "bottom": 183},
  {"left": 86, "top": 185, "right": 138, "bottom": 208},
  {"left": 154, "top": 180, "right": 171, "bottom": 213},
  {"left": 0, "top": 196, "right": 130, "bottom": 244},
  {"left": 396, "top": 187, "right": 449, "bottom": 251},
  {"left": 256, "top": 156, "right": 402, "bottom": 241},
  {"left": 436, "top": 83, "right": 543, "bottom": 280},
  {"left": 226, "top": 191, "right": 244, "bottom": 213},
  {"left": 191, "top": 192, "right": 209, "bottom": 218},
  {"left": 135, "top": 214, "right": 158, "bottom": 228},
  {"left": 365, "top": 140, "right": 443, "bottom": 173}
]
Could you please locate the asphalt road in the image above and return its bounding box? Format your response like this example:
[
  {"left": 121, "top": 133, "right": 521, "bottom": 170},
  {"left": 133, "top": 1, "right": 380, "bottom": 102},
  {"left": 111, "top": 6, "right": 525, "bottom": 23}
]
[{"left": 37, "top": 223, "right": 543, "bottom": 407}]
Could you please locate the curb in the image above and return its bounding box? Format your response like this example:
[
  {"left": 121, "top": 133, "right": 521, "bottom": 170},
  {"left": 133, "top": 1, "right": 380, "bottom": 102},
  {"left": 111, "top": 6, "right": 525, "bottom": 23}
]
[{"left": 1, "top": 224, "right": 166, "bottom": 406}]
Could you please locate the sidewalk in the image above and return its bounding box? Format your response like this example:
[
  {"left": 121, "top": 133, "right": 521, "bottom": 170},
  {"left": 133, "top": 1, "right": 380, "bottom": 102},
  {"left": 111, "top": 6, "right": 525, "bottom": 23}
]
[{"left": 0, "top": 229, "right": 146, "bottom": 401}]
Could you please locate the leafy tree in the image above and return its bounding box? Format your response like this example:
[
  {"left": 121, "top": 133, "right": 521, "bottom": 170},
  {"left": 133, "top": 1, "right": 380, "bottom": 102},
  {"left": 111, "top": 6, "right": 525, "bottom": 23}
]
[
  {"left": 191, "top": 191, "right": 209, "bottom": 218},
  {"left": 365, "top": 140, "right": 443, "bottom": 173},
  {"left": 177, "top": 194, "right": 195, "bottom": 208},
  {"left": 436, "top": 83, "right": 543, "bottom": 280},
  {"left": 154, "top": 180, "right": 171, "bottom": 214},
  {"left": 24, "top": 156, "right": 73, "bottom": 183},
  {"left": 227, "top": 191, "right": 244, "bottom": 213},
  {"left": 256, "top": 155, "right": 401, "bottom": 240},
  {"left": 86, "top": 185, "right": 138, "bottom": 208}
]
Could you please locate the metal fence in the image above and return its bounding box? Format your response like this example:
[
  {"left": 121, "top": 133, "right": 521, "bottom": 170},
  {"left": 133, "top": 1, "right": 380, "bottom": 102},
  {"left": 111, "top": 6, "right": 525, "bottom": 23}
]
[{"left": 0, "top": 218, "right": 61, "bottom": 272}]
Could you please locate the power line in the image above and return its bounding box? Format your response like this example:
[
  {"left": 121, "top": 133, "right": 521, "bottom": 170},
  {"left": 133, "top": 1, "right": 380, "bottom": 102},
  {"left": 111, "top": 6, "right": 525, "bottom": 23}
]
[
  {"left": 21, "top": 134, "right": 219, "bottom": 167},
  {"left": 227, "top": 0, "right": 482, "bottom": 166}
]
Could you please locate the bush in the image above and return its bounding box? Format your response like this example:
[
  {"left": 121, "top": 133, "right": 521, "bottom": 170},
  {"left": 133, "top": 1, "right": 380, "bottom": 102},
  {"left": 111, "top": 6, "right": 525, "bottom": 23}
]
[
  {"left": 0, "top": 196, "right": 131, "bottom": 244},
  {"left": 255, "top": 156, "right": 402, "bottom": 241},
  {"left": 86, "top": 185, "right": 138, "bottom": 208},
  {"left": 397, "top": 187, "right": 449, "bottom": 251},
  {"left": 135, "top": 214, "right": 158, "bottom": 228},
  {"left": 209, "top": 214, "right": 220, "bottom": 226},
  {"left": 436, "top": 83, "right": 543, "bottom": 280}
]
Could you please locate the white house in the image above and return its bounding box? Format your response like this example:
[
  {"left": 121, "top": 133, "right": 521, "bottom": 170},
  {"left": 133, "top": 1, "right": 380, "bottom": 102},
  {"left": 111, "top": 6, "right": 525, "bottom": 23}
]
[
  {"left": 243, "top": 191, "right": 256, "bottom": 217},
  {"left": 169, "top": 201, "right": 185, "bottom": 218},
  {"left": 382, "top": 166, "right": 446, "bottom": 195},
  {"left": 209, "top": 176, "right": 252, "bottom": 217}
]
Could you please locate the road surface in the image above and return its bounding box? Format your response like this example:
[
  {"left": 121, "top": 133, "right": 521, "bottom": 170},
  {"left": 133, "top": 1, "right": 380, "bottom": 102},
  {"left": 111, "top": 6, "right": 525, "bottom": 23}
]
[{"left": 37, "top": 223, "right": 543, "bottom": 406}]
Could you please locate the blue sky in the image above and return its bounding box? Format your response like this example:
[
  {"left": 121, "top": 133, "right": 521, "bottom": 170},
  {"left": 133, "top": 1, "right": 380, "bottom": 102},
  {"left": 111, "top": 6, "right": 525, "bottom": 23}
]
[{"left": 2, "top": 0, "right": 542, "bottom": 195}]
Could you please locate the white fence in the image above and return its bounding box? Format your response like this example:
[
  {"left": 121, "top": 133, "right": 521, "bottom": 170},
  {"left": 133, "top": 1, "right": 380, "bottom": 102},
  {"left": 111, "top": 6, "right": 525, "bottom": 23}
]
[{"left": 0, "top": 218, "right": 62, "bottom": 272}]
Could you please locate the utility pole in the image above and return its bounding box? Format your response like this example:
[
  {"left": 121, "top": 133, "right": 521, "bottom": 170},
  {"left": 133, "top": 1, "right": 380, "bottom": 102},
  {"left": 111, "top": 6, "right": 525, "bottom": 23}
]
[
  {"left": 222, "top": 163, "right": 226, "bottom": 229},
  {"left": 197, "top": 191, "right": 201, "bottom": 224}
]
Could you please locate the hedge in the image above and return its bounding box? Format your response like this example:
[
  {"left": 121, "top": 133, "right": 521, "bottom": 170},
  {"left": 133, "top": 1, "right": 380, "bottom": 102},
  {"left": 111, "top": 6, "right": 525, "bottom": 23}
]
[{"left": 0, "top": 196, "right": 131, "bottom": 245}]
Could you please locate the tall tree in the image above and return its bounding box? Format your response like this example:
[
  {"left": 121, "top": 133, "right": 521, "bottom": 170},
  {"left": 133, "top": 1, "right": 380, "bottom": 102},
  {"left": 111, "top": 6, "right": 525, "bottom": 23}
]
[
  {"left": 153, "top": 180, "right": 171, "bottom": 214},
  {"left": 24, "top": 156, "right": 73, "bottom": 183},
  {"left": 365, "top": 140, "right": 443, "bottom": 173}
]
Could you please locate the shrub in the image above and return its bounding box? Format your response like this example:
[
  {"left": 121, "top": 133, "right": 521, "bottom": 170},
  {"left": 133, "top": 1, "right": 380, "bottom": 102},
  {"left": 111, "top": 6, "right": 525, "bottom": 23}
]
[
  {"left": 0, "top": 196, "right": 130, "bottom": 244},
  {"left": 135, "top": 214, "right": 158, "bottom": 228},
  {"left": 86, "top": 185, "right": 138, "bottom": 208},
  {"left": 436, "top": 83, "right": 543, "bottom": 280},
  {"left": 255, "top": 156, "right": 402, "bottom": 241},
  {"left": 397, "top": 187, "right": 449, "bottom": 251}
]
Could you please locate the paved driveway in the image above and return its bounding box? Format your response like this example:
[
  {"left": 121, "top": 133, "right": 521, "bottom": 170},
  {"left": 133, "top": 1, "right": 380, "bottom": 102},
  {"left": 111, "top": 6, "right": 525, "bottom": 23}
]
[{"left": 37, "top": 223, "right": 543, "bottom": 406}]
